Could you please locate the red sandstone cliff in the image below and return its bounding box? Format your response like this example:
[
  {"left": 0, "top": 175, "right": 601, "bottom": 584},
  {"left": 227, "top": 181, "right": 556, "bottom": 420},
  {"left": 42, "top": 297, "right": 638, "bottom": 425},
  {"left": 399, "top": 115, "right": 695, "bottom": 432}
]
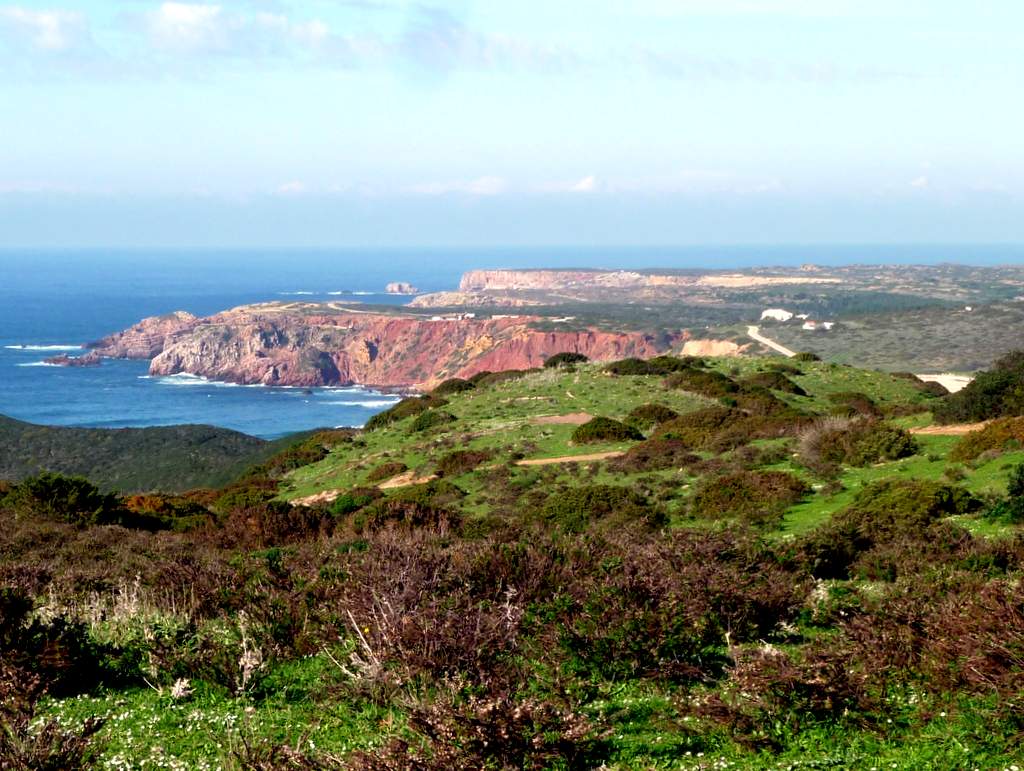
[{"left": 91, "top": 304, "right": 682, "bottom": 389}]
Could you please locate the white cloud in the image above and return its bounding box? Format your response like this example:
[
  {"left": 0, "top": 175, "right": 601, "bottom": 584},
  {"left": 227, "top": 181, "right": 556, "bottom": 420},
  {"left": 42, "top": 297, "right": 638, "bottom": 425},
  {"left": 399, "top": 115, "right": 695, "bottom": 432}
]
[
  {"left": 148, "top": 3, "right": 225, "bottom": 51},
  {"left": 0, "top": 7, "right": 88, "bottom": 52},
  {"left": 910, "top": 175, "right": 930, "bottom": 189},
  {"left": 570, "top": 175, "right": 598, "bottom": 193},
  {"left": 276, "top": 181, "right": 307, "bottom": 195},
  {"left": 407, "top": 176, "right": 507, "bottom": 196}
]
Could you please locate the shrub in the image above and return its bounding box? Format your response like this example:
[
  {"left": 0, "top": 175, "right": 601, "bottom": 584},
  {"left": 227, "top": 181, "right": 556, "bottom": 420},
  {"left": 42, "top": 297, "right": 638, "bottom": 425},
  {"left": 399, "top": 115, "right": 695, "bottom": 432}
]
[
  {"left": 365, "top": 395, "right": 449, "bottom": 430},
  {"left": 690, "top": 471, "right": 810, "bottom": 524},
  {"left": 624, "top": 403, "right": 680, "bottom": 432},
  {"left": 793, "top": 352, "right": 821, "bottom": 362},
  {"left": 741, "top": 371, "right": 807, "bottom": 396},
  {"left": 1, "top": 473, "right": 155, "bottom": 530},
  {"left": 663, "top": 368, "right": 739, "bottom": 398},
  {"left": 571, "top": 417, "right": 643, "bottom": 444},
  {"left": 653, "top": 407, "right": 742, "bottom": 448},
  {"left": 468, "top": 369, "right": 538, "bottom": 387},
  {"left": 409, "top": 410, "right": 457, "bottom": 433},
  {"left": 950, "top": 417, "right": 1024, "bottom": 461},
  {"left": 798, "top": 418, "right": 918, "bottom": 471},
  {"left": 604, "top": 356, "right": 691, "bottom": 376},
  {"left": 432, "top": 378, "right": 475, "bottom": 396},
  {"left": 365, "top": 461, "right": 408, "bottom": 483},
  {"left": 798, "top": 479, "right": 979, "bottom": 579},
  {"left": 609, "top": 439, "right": 699, "bottom": 473},
  {"left": 329, "top": 487, "right": 382, "bottom": 516},
  {"left": 892, "top": 372, "right": 949, "bottom": 397},
  {"left": 827, "top": 391, "right": 881, "bottom": 418},
  {"left": 538, "top": 485, "right": 661, "bottom": 532},
  {"left": 543, "top": 352, "right": 589, "bottom": 368},
  {"left": 435, "top": 449, "right": 494, "bottom": 477},
  {"left": 766, "top": 361, "right": 803, "bottom": 376},
  {"left": 933, "top": 350, "right": 1024, "bottom": 423},
  {"left": 357, "top": 480, "right": 465, "bottom": 532}
]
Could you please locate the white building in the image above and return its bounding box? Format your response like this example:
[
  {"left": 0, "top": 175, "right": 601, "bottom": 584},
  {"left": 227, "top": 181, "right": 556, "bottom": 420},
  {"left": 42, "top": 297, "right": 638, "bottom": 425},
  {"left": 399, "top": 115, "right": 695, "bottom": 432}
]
[{"left": 760, "top": 308, "right": 794, "bottom": 322}]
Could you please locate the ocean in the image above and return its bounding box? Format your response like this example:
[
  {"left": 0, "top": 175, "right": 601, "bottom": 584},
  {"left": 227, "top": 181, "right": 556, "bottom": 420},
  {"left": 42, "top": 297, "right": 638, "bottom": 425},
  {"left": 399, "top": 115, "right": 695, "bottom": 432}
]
[{"left": 2, "top": 245, "right": 1020, "bottom": 438}]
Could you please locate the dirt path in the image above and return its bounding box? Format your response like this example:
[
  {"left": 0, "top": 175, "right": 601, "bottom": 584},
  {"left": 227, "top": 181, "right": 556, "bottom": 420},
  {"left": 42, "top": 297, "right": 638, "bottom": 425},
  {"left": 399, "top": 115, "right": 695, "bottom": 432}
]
[
  {"left": 746, "top": 326, "right": 797, "bottom": 358},
  {"left": 531, "top": 412, "right": 593, "bottom": 425},
  {"left": 911, "top": 422, "right": 989, "bottom": 436},
  {"left": 378, "top": 471, "right": 438, "bottom": 489},
  {"left": 291, "top": 489, "right": 343, "bottom": 507},
  {"left": 516, "top": 451, "right": 624, "bottom": 467}
]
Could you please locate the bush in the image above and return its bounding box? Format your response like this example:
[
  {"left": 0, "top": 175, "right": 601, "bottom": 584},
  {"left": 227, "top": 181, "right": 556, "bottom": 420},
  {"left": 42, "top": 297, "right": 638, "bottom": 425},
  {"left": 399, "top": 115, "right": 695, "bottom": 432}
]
[
  {"left": 793, "top": 352, "right": 821, "bottom": 362},
  {"left": 609, "top": 439, "right": 699, "bottom": 473},
  {"left": 329, "top": 487, "right": 382, "bottom": 516},
  {"left": 432, "top": 378, "right": 475, "bottom": 396},
  {"left": 1, "top": 473, "right": 158, "bottom": 530},
  {"left": 538, "top": 485, "right": 661, "bottom": 533},
  {"left": 436, "top": 449, "right": 494, "bottom": 477},
  {"left": 543, "top": 352, "right": 589, "bottom": 368},
  {"left": 468, "top": 369, "right": 538, "bottom": 387},
  {"left": 571, "top": 417, "right": 644, "bottom": 444},
  {"left": 357, "top": 480, "right": 465, "bottom": 532},
  {"left": 604, "top": 356, "right": 692, "bottom": 376},
  {"left": 623, "top": 403, "right": 680, "bottom": 432},
  {"left": 933, "top": 350, "right": 1024, "bottom": 423},
  {"left": 827, "top": 391, "right": 881, "bottom": 418},
  {"left": 798, "top": 418, "right": 918, "bottom": 471},
  {"left": 366, "top": 461, "right": 408, "bottom": 483},
  {"left": 653, "top": 407, "right": 742, "bottom": 447},
  {"left": 949, "top": 417, "right": 1024, "bottom": 461},
  {"left": 690, "top": 471, "right": 810, "bottom": 524},
  {"left": 798, "top": 479, "right": 979, "bottom": 579},
  {"left": 365, "top": 395, "right": 449, "bottom": 430},
  {"left": 741, "top": 371, "right": 807, "bottom": 396},
  {"left": 892, "top": 372, "right": 948, "bottom": 397},
  {"left": 766, "top": 362, "right": 803, "bottom": 376},
  {"left": 663, "top": 368, "right": 739, "bottom": 398},
  {"left": 409, "top": 410, "right": 457, "bottom": 433}
]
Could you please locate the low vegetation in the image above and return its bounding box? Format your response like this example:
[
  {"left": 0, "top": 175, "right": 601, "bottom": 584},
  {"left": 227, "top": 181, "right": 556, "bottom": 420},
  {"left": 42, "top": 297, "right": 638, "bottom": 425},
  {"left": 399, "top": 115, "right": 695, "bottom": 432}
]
[{"left": 3, "top": 354, "right": 1023, "bottom": 768}]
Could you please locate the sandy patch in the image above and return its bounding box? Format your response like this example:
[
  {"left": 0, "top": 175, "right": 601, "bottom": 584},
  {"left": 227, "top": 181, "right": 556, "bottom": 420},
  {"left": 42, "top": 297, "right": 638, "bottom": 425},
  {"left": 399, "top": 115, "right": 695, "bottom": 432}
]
[
  {"left": 911, "top": 422, "right": 989, "bottom": 436},
  {"left": 516, "top": 451, "right": 624, "bottom": 466},
  {"left": 531, "top": 412, "right": 593, "bottom": 425},
  {"left": 914, "top": 374, "right": 974, "bottom": 394},
  {"left": 291, "top": 489, "right": 343, "bottom": 507},
  {"left": 378, "top": 470, "right": 438, "bottom": 489},
  {"left": 682, "top": 339, "right": 748, "bottom": 357}
]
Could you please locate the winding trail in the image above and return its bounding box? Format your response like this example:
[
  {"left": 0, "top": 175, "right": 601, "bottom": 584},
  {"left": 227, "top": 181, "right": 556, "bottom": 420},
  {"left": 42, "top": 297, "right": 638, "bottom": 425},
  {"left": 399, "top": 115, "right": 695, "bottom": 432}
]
[
  {"left": 746, "top": 326, "right": 797, "bottom": 358},
  {"left": 516, "top": 451, "right": 624, "bottom": 467}
]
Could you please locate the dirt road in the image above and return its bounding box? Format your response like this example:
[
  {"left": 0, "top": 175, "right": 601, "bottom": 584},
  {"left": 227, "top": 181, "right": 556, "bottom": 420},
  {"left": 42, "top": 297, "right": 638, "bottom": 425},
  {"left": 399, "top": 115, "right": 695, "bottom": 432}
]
[
  {"left": 746, "top": 326, "right": 797, "bottom": 358},
  {"left": 516, "top": 451, "right": 624, "bottom": 466}
]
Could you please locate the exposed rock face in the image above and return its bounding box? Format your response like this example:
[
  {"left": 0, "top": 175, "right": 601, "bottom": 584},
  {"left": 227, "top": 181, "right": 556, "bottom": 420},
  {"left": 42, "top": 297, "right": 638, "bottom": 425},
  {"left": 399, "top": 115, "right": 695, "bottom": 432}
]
[
  {"left": 88, "top": 311, "right": 199, "bottom": 359},
  {"left": 93, "top": 304, "right": 680, "bottom": 389},
  {"left": 408, "top": 291, "right": 541, "bottom": 308},
  {"left": 385, "top": 282, "right": 419, "bottom": 295},
  {"left": 681, "top": 339, "right": 748, "bottom": 357}
]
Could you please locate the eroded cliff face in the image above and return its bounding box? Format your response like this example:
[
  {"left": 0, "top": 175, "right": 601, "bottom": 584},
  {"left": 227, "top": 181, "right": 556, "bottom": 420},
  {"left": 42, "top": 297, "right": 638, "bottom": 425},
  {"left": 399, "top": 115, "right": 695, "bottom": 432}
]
[{"left": 92, "top": 304, "right": 681, "bottom": 389}]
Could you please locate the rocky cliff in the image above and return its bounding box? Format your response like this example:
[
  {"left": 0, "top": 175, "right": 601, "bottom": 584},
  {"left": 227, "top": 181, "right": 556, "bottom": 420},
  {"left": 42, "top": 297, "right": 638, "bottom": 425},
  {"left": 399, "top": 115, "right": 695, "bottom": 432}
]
[{"left": 92, "top": 303, "right": 681, "bottom": 389}]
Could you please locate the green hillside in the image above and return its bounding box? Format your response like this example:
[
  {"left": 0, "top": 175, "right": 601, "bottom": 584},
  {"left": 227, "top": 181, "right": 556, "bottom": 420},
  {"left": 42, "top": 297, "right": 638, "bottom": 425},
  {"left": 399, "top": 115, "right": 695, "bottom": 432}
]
[
  {"left": 0, "top": 415, "right": 304, "bottom": 492},
  {"left": 4, "top": 355, "right": 1024, "bottom": 769}
]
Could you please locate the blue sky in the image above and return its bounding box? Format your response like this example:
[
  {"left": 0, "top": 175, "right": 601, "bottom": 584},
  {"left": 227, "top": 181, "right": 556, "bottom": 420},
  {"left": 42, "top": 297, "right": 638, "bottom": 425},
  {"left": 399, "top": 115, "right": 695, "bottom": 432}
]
[{"left": 1, "top": 0, "right": 1022, "bottom": 246}]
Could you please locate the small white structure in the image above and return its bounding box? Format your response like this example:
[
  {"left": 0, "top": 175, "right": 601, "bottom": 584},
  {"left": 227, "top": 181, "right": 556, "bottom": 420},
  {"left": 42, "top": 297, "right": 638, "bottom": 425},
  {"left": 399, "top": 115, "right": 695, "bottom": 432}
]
[
  {"left": 802, "top": 321, "right": 817, "bottom": 331},
  {"left": 802, "top": 320, "right": 835, "bottom": 331},
  {"left": 796, "top": 313, "right": 810, "bottom": 320},
  {"left": 760, "top": 308, "right": 794, "bottom": 322}
]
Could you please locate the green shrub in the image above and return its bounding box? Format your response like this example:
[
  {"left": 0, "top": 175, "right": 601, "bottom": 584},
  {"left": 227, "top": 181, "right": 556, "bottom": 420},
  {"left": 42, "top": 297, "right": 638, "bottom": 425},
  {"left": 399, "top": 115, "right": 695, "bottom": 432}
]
[
  {"left": 366, "top": 461, "right": 408, "bottom": 483},
  {"left": 624, "top": 403, "right": 680, "bottom": 432},
  {"left": 798, "top": 479, "right": 978, "bottom": 579},
  {"left": 793, "top": 352, "right": 821, "bottom": 362},
  {"left": 604, "top": 356, "right": 692, "bottom": 376},
  {"left": 950, "top": 417, "right": 1024, "bottom": 461},
  {"left": 436, "top": 449, "right": 494, "bottom": 477},
  {"left": 365, "top": 395, "right": 449, "bottom": 430},
  {"left": 432, "top": 378, "right": 476, "bottom": 396},
  {"left": 571, "top": 417, "right": 644, "bottom": 444},
  {"left": 766, "top": 361, "right": 803, "bottom": 376},
  {"left": 652, "top": 407, "right": 742, "bottom": 447},
  {"left": 468, "top": 369, "right": 539, "bottom": 387},
  {"left": 690, "top": 470, "right": 810, "bottom": 524},
  {"left": 329, "top": 487, "right": 382, "bottom": 516},
  {"left": 409, "top": 410, "right": 458, "bottom": 433},
  {"left": 741, "top": 371, "right": 807, "bottom": 396},
  {"left": 933, "top": 350, "right": 1024, "bottom": 423},
  {"left": 537, "top": 485, "right": 661, "bottom": 532},
  {"left": 663, "top": 368, "right": 739, "bottom": 398},
  {"left": 609, "top": 438, "right": 699, "bottom": 473},
  {"left": 799, "top": 418, "right": 918, "bottom": 470},
  {"left": 892, "top": 372, "right": 949, "bottom": 397},
  {"left": 543, "top": 352, "right": 589, "bottom": 368},
  {"left": 357, "top": 480, "right": 465, "bottom": 531},
  {"left": 0, "top": 473, "right": 156, "bottom": 529},
  {"left": 827, "top": 391, "right": 881, "bottom": 418}
]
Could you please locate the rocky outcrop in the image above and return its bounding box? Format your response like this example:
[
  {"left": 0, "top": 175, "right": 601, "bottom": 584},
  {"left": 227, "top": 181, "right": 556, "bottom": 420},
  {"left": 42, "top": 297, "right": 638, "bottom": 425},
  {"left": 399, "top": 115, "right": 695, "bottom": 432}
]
[
  {"left": 681, "top": 339, "right": 749, "bottom": 357},
  {"left": 408, "top": 291, "right": 541, "bottom": 308},
  {"left": 93, "top": 304, "right": 682, "bottom": 389},
  {"left": 88, "top": 311, "right": 199, "bottom": 359},
  {"left": 44, "top": 352, "right": 103, "bottom": 367},
  {"left": 385, "top": 282, "right": 419, "bottom": 295}
]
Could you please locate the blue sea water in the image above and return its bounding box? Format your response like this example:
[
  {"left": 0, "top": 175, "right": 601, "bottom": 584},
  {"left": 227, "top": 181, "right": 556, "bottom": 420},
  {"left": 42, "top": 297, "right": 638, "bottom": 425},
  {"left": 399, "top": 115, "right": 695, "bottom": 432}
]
[{"left": 1, "top": 246, "right": 1021, "bottom": 438}]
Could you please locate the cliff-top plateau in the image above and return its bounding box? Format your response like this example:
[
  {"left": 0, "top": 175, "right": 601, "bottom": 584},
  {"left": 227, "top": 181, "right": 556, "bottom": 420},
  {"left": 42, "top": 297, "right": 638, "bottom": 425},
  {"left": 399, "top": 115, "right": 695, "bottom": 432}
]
[{"left": 88, "top": 302, "right": 681, "bottom": 388}]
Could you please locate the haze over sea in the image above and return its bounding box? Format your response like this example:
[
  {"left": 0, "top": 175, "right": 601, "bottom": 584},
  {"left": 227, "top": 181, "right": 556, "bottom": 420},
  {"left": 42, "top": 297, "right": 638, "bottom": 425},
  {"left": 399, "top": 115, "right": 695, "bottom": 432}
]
[{"left": 2, "top": 245, "right": 1020, "bottom": 438}]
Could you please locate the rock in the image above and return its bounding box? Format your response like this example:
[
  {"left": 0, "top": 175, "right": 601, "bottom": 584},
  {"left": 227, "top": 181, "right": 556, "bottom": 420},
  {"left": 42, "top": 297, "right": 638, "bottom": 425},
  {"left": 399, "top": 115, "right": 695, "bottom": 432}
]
[
  {"left": 94, "top": 303, "right": 682, "bottom": 390},
  {"left": 385, "top": 282, "right": 419, "bottom": 295},
  {"left": 44, "top": 351, "right": 103, "bottom": 367}
]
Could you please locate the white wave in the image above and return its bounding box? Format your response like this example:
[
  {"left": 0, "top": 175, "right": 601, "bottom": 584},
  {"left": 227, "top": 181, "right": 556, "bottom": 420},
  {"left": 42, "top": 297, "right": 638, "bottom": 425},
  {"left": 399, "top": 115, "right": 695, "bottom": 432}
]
[
  {"left": 16, "top": 361, "right": 59, "bottom": 367},
  {"left": 5, "top": 344, "right": 82, "bottom": 351},
  {"left": 156, "top": 373, "right": 211, "bottom": 386},
  {"left": 278, "top": 291, "right": 316, "bottom": 296}
]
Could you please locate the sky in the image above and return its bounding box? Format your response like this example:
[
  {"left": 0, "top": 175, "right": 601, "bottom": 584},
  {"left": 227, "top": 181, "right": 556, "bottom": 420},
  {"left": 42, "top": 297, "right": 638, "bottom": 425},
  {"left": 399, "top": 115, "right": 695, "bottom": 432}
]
[{"left": 1, "top": 0, "right": 1022, "bottom": 247}]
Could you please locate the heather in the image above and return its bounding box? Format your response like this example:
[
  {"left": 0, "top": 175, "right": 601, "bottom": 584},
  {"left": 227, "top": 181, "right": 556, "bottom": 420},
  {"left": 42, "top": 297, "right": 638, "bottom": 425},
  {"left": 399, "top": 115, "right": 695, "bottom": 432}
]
[{"left": 2, "top": 355, "right": 1023, "bottom": 768}]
